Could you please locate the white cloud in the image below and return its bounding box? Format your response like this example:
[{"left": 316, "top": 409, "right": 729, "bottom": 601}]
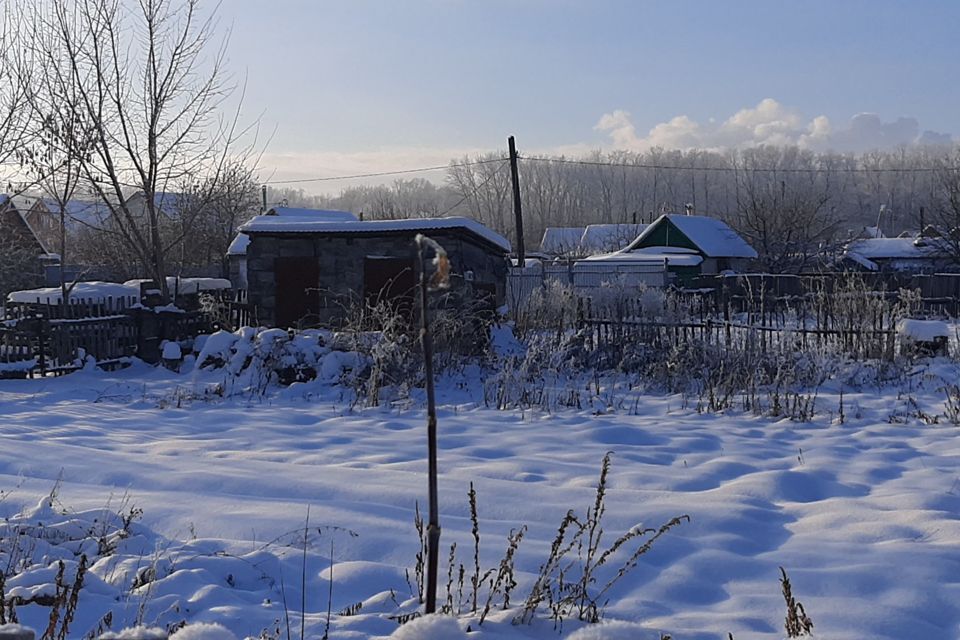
[{"left": 595, "top": 99, "right": 954, "bottom": 153}]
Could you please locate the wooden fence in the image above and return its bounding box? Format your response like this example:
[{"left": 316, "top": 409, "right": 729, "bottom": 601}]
[
  {"left": 690, "top": 272, "right": 960, "bottom": 317},
  {"left": 0, "top": 297, "right": 215, "bottom": 378},
  {"left": 580, "top": 289, "right": 903, "bottom": 361}
]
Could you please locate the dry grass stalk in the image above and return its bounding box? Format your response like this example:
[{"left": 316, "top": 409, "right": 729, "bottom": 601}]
[
  {"left": 57, "top": 553, "right": 87, "bottom": 640},
  {"left": 443, "top": 542, "right": 457, "bottom": 613},
  {"left": 517, "top": 453, "right": 688, "bottom": 626},
  {"left": 413, "top": 501, "right": 425, "bottom": 604},
  {"left": 780, "top": 566, "right": 814, "bottom": 637},
  {"left": 468, "top": 482, "right": 481, "bottom": 613},
  {"left": 42, "top": 560, "right": 67, "bottom": 640},
  {"left": 478, "top": 526, "right": 527, "bottom": 624}
]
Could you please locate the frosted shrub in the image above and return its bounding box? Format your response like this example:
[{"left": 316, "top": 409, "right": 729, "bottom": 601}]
[{"left": 514, "top": 280, "right": 579, "bottom": 339}]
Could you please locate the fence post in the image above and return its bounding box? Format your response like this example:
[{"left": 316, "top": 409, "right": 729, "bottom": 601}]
[{"left": 35, "top": 314, "right": 46, "bottom": 376}]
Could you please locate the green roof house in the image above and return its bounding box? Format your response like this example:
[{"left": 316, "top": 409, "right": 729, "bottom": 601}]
[{"left": 583, "top": 213, "right": 756, "bottom": 286}]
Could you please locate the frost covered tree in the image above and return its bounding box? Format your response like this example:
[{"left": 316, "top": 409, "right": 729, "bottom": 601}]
[{"left": 928, "top": 150, "right": 960, "bottom": 265}]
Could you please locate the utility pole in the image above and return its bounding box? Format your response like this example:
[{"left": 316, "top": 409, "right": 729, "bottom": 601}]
[
  {"left": 508, "top": 135, "right": 525, "bottom": 267},
  {"left": 261, "top": 185, "right": 267, "bottom": 213}
]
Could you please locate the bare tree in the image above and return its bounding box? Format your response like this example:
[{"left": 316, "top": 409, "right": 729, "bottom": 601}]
[
  {"left": 928, "top": 149, "right": 960, "bottom": 266},
  {"left": 732, "top": 147, "right": 841, "bottom": 273},
  {"left": 173, "top": 159, "right": 260, "bottom": 276},
  {"left": 40, "top": 0, "right": 248, "bottom": 299},
  {"left": 0, "top": 9, "right": 31, "bottom": 185},
  {"left": 446, "top": 153, "right": 511, "bottom": 238},
  {"left": 14, "top": 1, "right": 104, "bottom": 301}
]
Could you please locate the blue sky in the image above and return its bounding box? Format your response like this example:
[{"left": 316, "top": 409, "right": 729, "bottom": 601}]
[{"left": 217, "top": 0, "right": 960, "bottom": 188}]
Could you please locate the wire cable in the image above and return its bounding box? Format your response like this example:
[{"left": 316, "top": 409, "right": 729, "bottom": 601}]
[
  {"left": 262, "top": 156, "right": 507, "bottom": 185},
  {"left": 435, "top": 160, "right": 510, "bottom": 218},
  {"left": 519, "top": 154, "right": 958, "bottom": 174}
]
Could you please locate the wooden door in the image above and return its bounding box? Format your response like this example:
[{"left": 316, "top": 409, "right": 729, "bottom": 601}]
[
  {"left": 363, "top": 257, "right": 415, "bottom": 320},
  {"left": 275, "top": 257, "right": 320, "bottom": 328}
]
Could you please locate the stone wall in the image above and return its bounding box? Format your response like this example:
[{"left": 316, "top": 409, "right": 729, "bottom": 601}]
[{"left": 246, "top": 230, "right": 508, "bottom": 327}]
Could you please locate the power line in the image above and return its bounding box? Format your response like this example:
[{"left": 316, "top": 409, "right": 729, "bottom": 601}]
[
  {"left": 436, "top": 160, "right": 510, "bottom": 217},
  {"left": 520, "top": 155, "right": 959, "bottom": 174},
  {"left": 262, "top": 157, "right": 508, "bottom": 185}
]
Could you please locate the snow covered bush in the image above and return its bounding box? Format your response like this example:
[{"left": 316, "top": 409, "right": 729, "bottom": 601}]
[{"left": 192, "top": 327, "right": 364, "bottom": 398}]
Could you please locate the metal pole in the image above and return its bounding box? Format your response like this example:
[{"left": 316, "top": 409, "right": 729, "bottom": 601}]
[{"left": 417, "top": 237, "right": 441, "bottom": 614}]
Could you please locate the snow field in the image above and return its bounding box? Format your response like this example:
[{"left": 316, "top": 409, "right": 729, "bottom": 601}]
[{"left": 0, "top": 362, "right": 958, "bottom": 638}]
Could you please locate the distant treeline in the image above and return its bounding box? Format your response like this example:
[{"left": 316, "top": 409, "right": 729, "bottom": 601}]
[{"left": 269, "top": 145, "right": 960, "bottom": 272}]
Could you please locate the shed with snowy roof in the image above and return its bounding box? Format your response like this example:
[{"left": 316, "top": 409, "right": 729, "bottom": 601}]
[
  {"left": 238, "top": 211, "right": 511, "bottom": 328},
  {"left": 609, "top": 214, "right": 757, "bottom": 284}
]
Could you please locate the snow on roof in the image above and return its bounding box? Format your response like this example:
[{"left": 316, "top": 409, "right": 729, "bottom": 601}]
[
  {"left": 122, "top": 277, "right": 232, "bottom": 294},
  {"left": 166, "top": 277, "right": 232, "bottom": 294},
  {"left": 44, "top": 199, "right": 111, "bottom": 228},
  {"left": 579, "top": 224, "right": 647, "bottom": 254},
  {"left": 845, "top": 237, "right": 947, "bottom": 260},
  {"left": 632, "top": 246, "right": 700, "bottom": 255},
  {"left": 226, "top": 208, "right": 357, "bottom": 256},
  {"left": 540, "top": 227, "right": 585, "bottom": 254},
  {"left": 265, "top": 206, "right": 358, "bottom": 221},
  {"left": 626, "top": 214, "right": 758, "bottom": 259},
  {"left": 583, "top": 250, "right": 703, "bottom": 267},
  {"left": 843, "top": 251, "right": 879, "bottom": 271},
  {"left": 7, "top": 281, "right": 140, "bottom": 305},
  {"left": 240, "top": 215, "right": 511, "bottom": 253},
  {"left": 227, "top": 233, "right": 250, "bottom": 256},
  {"left": 511, "top": 257, "right": 542, "bottom": 269}
]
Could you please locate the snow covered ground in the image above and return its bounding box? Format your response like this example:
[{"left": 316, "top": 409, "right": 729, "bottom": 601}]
[{"left": 1, "top": 361, "right": 959, "bottom": 639}]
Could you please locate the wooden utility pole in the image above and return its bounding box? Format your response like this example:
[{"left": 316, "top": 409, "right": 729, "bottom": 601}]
[
  {"left": 508, "top": 135, "right": 525, "bottom": 267},
  {"left": 261, "top": 185, "right": 268, "bottom": 213}
]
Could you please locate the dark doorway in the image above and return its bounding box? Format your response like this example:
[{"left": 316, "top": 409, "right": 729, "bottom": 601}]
[
  {"left": 275, "top": 257, "right": 320, "bottom": 328},
  {"left": 364, "top": 256, "right": 415, "bottom": 319}
]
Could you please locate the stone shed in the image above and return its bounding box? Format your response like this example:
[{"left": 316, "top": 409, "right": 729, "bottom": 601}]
[{"left": 237, "top": 215, "right": 511, "bottom": 328}]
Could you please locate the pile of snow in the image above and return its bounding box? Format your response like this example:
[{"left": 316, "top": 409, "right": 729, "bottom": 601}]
[
  {"left": 7, "top": 282, "right": 140, "bottom": 305},
  {"left": 0, "top": 624, "right": 35, "bottom": 640},
  {"left": 0, "top": 494, "right": 376, "bottom": 639},
  {"left": 192, "top": 327, "right": 364, "bottom": 390},
  {"left": 161, "top": 341, "right": 183, "bottom": 360},
  {"left": 0, "top": 358, "right": 38, "bottom": 374},
  {"left": 898, "top": 318, "right": 950, "bottom": 342}
]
